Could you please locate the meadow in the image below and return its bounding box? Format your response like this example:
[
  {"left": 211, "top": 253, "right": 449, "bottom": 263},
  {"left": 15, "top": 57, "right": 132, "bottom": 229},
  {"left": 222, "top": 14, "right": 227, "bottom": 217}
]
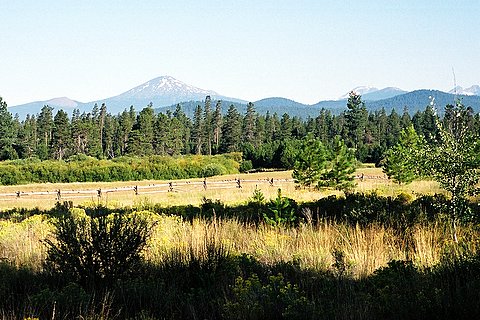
[
  {"left": 1, "top": 167, "right": 479, "bottom": 319},
  {"left": 0, "top": 166, "right": 442, "bottom": 210}
]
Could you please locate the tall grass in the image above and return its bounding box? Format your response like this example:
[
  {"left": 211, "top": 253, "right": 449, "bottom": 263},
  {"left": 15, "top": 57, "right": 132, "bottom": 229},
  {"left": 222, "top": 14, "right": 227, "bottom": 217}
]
[
  {"left": 147, "top": 216, "right": 478, "bottom": 277},
  {"left": 3, "top": 212, "right": 477, "bottom": 278}
]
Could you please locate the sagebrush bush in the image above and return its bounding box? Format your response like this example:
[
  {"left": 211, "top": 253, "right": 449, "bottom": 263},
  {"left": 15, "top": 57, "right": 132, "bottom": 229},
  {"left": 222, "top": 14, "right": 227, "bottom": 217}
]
[{"left": 44, "top": 211, "right": 155, "bottom": 288}]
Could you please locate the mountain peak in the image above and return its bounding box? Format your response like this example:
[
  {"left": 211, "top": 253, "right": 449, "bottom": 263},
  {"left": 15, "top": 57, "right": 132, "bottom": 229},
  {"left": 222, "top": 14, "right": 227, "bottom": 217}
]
[
  {"left": 449, "top": 85, "right": 480, "bottom": 96},
  {"left": 338, "top": 86, "right": 406, "bottom": 101},
  {"left": 338, "top": 86, "right": 378, "bottom": 100},
  {"left": 46, "top": 97, "right": 79, "bottom": 108},
  {"left": 121, "top": 75, "right": 219, "bottom": 99}
]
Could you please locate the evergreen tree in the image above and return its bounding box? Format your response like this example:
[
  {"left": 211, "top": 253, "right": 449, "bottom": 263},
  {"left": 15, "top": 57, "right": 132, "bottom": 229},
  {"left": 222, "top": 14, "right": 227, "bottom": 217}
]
[
  {"left": 401, "top": 106, "right": 412, "bottom": 129},
  {"left": 153, "top": 112, "right": 170, "bottom": 155},
  {"left": 386, "top": 109, "right": 402, "bottom": 148},
  {"left": 279, "top": 113, "right": 293, "bottom": 140},
  {"left": 173, "top": 104, "right": 191, "bottom": 154},
  {"left": 243, "top": 102, "right": 256, "bottom": 144},
  {"left": 0, "top": 97, "right": 17, "bottom": 160},
  {"left": 293, "top": 133, "right": 356, "bottom": 192},
  {"left": 292, "top": 133, "right": 326, "bottom": 189},
  {"left": 203, "top": 96, "right": 213, "bottom": 155},
  {"left": 344, "top": 92, "right": 368, "bottom": 160},
  {"left": 129, "top": 105, "right": 155, "bottom": 156},
  {"left": 102, "top": 113, "right": 117, "bottom": 158},
  {"left": 382, "top": 125, "right": 422, "bottom": 184},
  {"left": 17, "top": 114, "right": 37, "bottom": 158},
  {"left": 254, "top": 115, "right": 266, "bottom": 147},
  {"left": 315, "top": 109, "right": 334, "bottom": 143},
  {"left": 318, "top": 136, "right": 357, "bottom": 192},
  {"left": 51, "top": 110, "right": 71, "bottom": 160},
  {"left": 36, "top": 105, "right": 54, "bottom": 159},
  {"left": 98, "top": 103, "right": 107, "bottom": 155},
  {"left": 291, "top": 116, "right": 305, "bottom": 139},
  {"left": 71, "top": 109, "right": 83, "bottom": 154},
  {"left": 86, "top": 104, "right": 103, "bottom": 157},
  {"left": 192, "top": 105, "right": 204, "bottom": 154},
  {"left": 169, "top": 116, "right": 185, "bottom": 155},
  {"left": 220, "top": 105, "right": 242, "bottom": 152},
  {"left": 117, "top": 108, "right": 135, "bottom": 155},
  {"left": 212, "top": 100, "right": 222, "bottom": 154}
]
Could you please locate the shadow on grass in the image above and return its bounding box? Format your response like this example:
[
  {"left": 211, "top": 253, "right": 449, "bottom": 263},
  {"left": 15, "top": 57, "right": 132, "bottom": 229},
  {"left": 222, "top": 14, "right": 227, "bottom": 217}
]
[{"left": 1, "top": 250, "right": 480, "bottom": 319}]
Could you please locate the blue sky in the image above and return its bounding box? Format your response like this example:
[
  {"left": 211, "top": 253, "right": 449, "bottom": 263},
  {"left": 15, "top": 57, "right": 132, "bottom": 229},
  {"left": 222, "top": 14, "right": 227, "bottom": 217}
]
[{"left": 1, "top": 0, "right": 479, "bottom": 106}]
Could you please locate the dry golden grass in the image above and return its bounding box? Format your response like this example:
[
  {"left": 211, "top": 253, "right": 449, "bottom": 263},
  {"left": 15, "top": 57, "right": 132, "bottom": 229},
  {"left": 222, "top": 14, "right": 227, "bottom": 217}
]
[
  {"left": 0, "top": 167, "right": 444, "bottom": 211},
  {"left": 3, "top": 212, "right": 475, "bottom": 278}
]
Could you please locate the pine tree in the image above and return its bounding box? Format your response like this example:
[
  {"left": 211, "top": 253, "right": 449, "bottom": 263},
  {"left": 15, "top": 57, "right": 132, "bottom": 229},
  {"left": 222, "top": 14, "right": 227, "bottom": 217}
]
[
  {"left": 153, "top": 112, "right": 170, "bottom": 155},
  {"left": 254, "top": 115, "right": 266, "bottom": 147},
  {"left": 86, "top": 104, "right": 103, "bottom": 158},
  {"left": 192, "top": 105, "right": 204, "bottom": 155},
  {"left": 173, "top": 104, "right": 191, "bottom": 154},
  {"left": 203, "top": 96, "right": 213, "bottom": 155},
  {"left": 315, "top": 109, "right": 333, "bottom": 143},
  {"left": 130, "top": 105, "right": 155, "bottom": 156},
  {"left": 36, "top": 105, "right": 54, "bottom": 159},
  {"left": 220, "top": 105, "right": 242, "bottom": 153},
  {"left": 51, "top": 110, "right": 71, "bottom": 160},
  {"left": 292, "top": 133, "right": 326, "bottom": 189},
  {"left": 279, "top": 113, "right": 293, "bottom": 140},
  {"left": 0, "top": 97, "right": 17, "bottom": 160},
  {"left": 102, "top": 114, "right": 117, "bottom": 158},
  {"left": 243, "top": 102, "right": 256, "bottom": 144},
  {"left": 117, "top": 108, "right": 135, "bottom": 155},
  {"left": 293, "top": 134, "right": 357, "bottom": 192},
  {"left": 382, "top": 125, "right": 422, "bottom": 184},
  {"left": 344, "top": 91, "right": 368, "bottom": 154},
  {"left": 387, "top": 109, "right": 402, "bottom": 148},
  {"left": 212, "top": 100, "right": 222, "bottom": 154},
  {"left": 17, "top": 114, "right": 37, "bottom": 158},
  {"left": 318, "top": 136, "right": 357, "bottom": 192}
]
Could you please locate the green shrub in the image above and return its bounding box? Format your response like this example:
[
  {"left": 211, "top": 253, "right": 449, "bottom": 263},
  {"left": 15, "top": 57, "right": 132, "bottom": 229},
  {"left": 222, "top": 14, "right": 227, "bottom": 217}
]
[
  {"left": 201, "top": 163, "right": 227, "bottom": 177},
  {"left": 239, "top": 160, "right": 253, "bottom": 173},
  {"left": 223, "top": 273, "right": 314, "bottom": 320},
  {"left": 0, "top": 154, "right": 240, "bottom": 185},
  {"left": 263, "top": 189, "right": 298, "bottom": 227}
]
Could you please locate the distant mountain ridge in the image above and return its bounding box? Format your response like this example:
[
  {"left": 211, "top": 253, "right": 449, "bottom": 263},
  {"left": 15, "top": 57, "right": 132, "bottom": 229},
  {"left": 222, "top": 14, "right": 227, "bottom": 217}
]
[
  {"left": 6, "top": 76, "right": 480, "bottom": 119},
  {"left": 78, "top": 76, "right": 246, "bottom": 115},
  {"left": 9, "top": 76, "right": 246, "bottom": 118},
  {"left": 449, "top": 85, "right": 480, "bottom": 96}
]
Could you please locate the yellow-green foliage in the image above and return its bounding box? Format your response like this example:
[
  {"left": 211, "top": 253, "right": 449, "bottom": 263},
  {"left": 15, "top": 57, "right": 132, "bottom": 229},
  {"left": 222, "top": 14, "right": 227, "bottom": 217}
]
[
  {"left": 0, "top": 215, "right": 52, "bottom": 269},
  {"left": 0, "top": 154, "right": 240, "bottom": 185},
  {"left": 2, "top": 207, "right": 479, "bottom": 278}
]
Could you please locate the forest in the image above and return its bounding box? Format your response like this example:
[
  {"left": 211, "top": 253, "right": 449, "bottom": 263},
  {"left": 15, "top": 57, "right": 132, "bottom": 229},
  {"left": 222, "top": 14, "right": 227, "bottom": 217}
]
[{"left": 2, "top": 93, "right": 476, "bottom": 169}]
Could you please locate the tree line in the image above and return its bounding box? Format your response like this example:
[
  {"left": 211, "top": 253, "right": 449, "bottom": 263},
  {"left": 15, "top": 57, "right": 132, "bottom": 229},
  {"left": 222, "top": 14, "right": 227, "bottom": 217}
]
[{"left": 1, "top": 94, "right": 479, "bottom": 168}]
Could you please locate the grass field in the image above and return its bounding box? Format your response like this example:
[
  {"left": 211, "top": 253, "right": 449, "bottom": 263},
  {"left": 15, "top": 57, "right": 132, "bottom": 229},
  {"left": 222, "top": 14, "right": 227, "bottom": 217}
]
[
  {"left": 0, "top": 166, "right": 442, "bottom": 210},
  {"left": 1, "top": 165, "right": 479, "bottom": 319}
]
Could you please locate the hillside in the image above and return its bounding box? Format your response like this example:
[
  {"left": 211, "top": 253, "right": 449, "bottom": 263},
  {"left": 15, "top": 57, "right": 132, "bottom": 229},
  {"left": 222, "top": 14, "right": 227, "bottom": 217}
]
[{"left": 367, "top": 90, "right": 480, "bottom": 113}]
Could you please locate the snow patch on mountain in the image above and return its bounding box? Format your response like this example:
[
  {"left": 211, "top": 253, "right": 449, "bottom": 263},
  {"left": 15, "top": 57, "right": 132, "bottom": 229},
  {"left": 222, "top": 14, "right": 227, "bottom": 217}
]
[
  {"left": 449, "top": 85, "right": 480, "bottom": 96},
  {"left": 121, "top": 75, "right": 219, "bottom": 99},
  {"left": 338, "top": 86, "right": 379, "bottom": 100}
]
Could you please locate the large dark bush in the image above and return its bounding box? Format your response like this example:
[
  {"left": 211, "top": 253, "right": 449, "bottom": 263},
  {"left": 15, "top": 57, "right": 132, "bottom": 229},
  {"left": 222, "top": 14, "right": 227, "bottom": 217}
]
[{"left": 44, "top": 212, "right": 155, "bottom": 289}]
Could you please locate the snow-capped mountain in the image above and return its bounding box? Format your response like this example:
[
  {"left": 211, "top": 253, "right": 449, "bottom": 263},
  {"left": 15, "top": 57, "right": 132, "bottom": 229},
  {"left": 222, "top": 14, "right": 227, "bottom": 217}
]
[
  {"left": 119, "top": 76, "right": 219, "bottom": 100},
  {"left": 80, "top": 75, "right": 245, "bottom": 115},
  {"left": 338, "top": 86, "right": 407, "bottom": 101},
  {"left": 338, "top": 86, "right": 378, "bottom": 100},
  {"left": 449, "top": 85, "right": 480, "bottom": 96}
]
